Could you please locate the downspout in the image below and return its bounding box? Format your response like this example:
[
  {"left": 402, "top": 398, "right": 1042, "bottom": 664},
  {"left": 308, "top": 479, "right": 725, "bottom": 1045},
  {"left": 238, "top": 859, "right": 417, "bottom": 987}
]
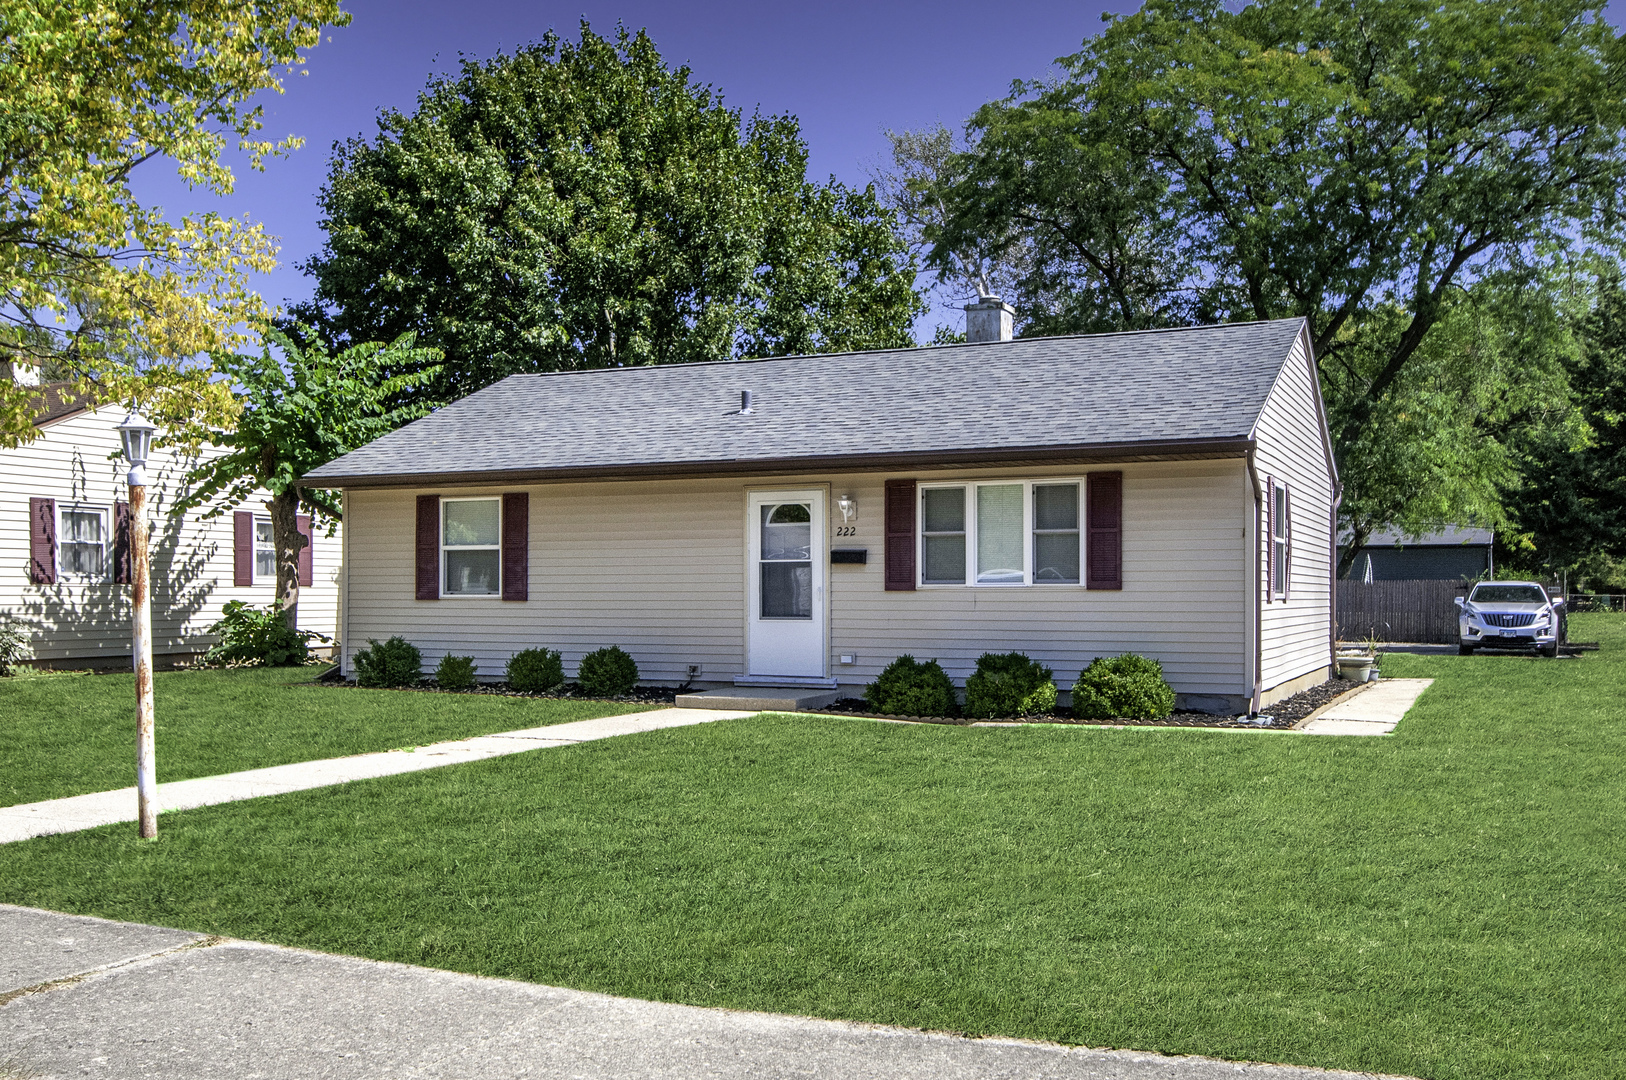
[
  {"left": 1329, "top": 482, "right": 1343, "bottom": 671},
  {"left": 340, "top": 488, "right": 351, "bottom": 678},
  {"left": 1246, "top": 447, "right": 1263, "bottom": 714}
]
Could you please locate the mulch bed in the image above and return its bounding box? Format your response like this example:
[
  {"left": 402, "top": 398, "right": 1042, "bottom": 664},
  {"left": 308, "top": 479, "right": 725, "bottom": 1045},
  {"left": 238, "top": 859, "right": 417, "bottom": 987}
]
[
  {"left": 815, "top": 677, "right": 1367, "bottom": 730},
  {"left": 306, "top": 667, "right": 1368, "bottom": 730}
]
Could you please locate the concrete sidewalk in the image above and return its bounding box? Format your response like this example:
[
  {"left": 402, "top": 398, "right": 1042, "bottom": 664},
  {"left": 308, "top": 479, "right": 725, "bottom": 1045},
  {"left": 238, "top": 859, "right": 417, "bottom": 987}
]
[
  {"left": 1298, "top": 679, "right": 1433, "bottom": 736},
  {"left": 0, "top": 905, "right": 1415, "bottom": 1080},
  {"left": 0, "top": 707, "right": 753, "bottom": 845}
]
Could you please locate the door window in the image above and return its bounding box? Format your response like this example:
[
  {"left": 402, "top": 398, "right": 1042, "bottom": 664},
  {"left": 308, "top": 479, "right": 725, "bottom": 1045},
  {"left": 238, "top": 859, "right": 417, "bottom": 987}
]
[{"left": 760, "top": 503, "right": 812, "bottom": 619}]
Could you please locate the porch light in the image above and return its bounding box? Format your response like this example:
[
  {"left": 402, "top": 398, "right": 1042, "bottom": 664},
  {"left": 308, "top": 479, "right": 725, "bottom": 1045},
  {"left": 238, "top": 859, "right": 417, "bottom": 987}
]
[{"left": 837, "top": 494, "right": 856, "bottom": 522}]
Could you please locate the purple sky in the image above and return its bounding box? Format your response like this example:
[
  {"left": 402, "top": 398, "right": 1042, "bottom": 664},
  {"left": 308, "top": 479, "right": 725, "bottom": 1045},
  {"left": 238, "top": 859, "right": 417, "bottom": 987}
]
[{"left": 129, "top": 0, "right": 1121, "bottom": 339}]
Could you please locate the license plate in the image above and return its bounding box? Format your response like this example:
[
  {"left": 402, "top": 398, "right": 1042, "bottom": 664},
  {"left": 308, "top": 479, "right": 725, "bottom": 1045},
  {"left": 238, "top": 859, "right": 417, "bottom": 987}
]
[{"left": 1501, "top": 631, "right": 1517, "bottom": 638}]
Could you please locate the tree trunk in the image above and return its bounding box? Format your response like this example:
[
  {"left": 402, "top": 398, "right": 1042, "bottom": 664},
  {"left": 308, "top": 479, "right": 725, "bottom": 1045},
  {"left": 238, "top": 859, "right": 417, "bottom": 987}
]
[
  {"left": 264, "top": 487, "right": 305, "bottom": 629},
  {"left": 1335, "top": 518, "right": 1373, "bottom": 581}
]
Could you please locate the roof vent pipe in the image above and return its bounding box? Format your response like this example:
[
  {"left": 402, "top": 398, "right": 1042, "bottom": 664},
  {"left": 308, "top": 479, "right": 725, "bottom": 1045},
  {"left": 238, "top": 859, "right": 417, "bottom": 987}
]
[
  {"left": 965, "top": 295, "right": 1015, "bottom": 343},
  {"left": 740, "top": 389, "right": 754, "bottom": 415}
]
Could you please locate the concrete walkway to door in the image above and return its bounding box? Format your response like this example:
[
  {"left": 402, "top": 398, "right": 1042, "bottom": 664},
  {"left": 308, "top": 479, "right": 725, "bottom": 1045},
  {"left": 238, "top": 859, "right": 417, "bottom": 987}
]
[{"left": 0, "top": 707, "right": 754, "bottom": 845}]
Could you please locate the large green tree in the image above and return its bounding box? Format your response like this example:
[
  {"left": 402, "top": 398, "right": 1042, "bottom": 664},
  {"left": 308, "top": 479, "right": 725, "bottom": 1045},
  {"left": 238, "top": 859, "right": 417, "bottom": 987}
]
[
  {"left": 0, "top": 0, "right": 350, "bottom": 447},
  {"left": 1500, "top": 272, "right": 1626, "bottom": 585},
  {"left": 290, "top": 23, "right": 923, "bottom": 404},
  {"left": 173, "top": 327, "right": 441, "bottom": 627},
  {"left": 923, "top": 0, "right": 1626, "bottom": 572}
]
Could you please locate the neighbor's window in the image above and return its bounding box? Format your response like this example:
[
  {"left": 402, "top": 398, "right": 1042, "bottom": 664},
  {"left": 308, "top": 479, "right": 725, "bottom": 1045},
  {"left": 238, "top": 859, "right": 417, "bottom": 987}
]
[
  {"left": 919, "top": 481, "right": 1083, "bottom": 586},
  {"left": 921, "top": 487, "right": 967, "bottom": 583},
  {"left": 442, "top": 497, "right": 501, "bottom": 596},
  {"left": 1272, "top": 482, "right": 1290, "bottom": 596},
  {"left": 254, "top": 517, "right": 275, "bottom": 582},
  {"left": 59, "top": 506, "right": 108, "bottom": 578}
]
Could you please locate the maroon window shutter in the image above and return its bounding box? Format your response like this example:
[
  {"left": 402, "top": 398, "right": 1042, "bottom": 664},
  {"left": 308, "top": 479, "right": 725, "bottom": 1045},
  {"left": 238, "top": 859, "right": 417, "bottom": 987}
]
[
  {"left": 501, "top": 492, "right": 528, "bottom": 601},
  {"left": 233, "top": 511, "right": 253, "bottom": 586},
  {"left": 1265, "top": 476, "right": 1276, "bottom": 602},
  {"left": 1282, "top": 485, "right": 1291, "bottom": 601},
  {"left": 416, "top": 495, "right": 440, "bottom": 600},
  {"left": 1086, "top": 471, "right": 1123, "bottom": 591},
  {"left": 884, "top": 478, "right": 916, "bottom": 591},
  {"left": 28, "top": 497, "right": 56, "bottom": 584},
  {"left": 114, "top": 501, "right": 132, "bottom": 584},
  {"left": 296, "top": 514, "right": 314, "bottom": 588}
]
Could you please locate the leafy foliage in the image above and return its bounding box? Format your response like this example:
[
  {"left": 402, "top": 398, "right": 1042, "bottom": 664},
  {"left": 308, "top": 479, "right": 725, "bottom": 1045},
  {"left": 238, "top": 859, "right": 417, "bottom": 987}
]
[
  {"left": 506, "top": 648, "right": 564, "bottom": 693},
  {"left": 0, "top": 615, "right": 31, "bottom": 675},
  {"left": 203, "top": 600, "right": 325, "bottom": 668},
  {"left": 863, "top": 655, "right": 958, "bottom": 717},
  {"left": 1501, "top": 272, "right": 1626, "bottom": 582},
  {"left": 928, "top": 0, "right": 1626, "bottom": 551},
  {"left": 963, "top": 652, "right": 1057, "bottom": 719},
  {"left": 352, "top": 637, "right": 422, "bottom": 689},
  {"left": 576, "top": 645, "right": 639, "bottom": 697},
  {"left": 1071, "top": 654, "right": 1177, "bottom": 721},
  {"left": 174, "top": 325, "right": 441, "bottom": 626},
  {"left": 434, "top": 655, "right": 478, "bottom": 691},
  {"left": 289, "top": 23, "right": 923, "bottom": 405},
  {"left": 0, "top": 0, "right": 350, "bottom": 447}
]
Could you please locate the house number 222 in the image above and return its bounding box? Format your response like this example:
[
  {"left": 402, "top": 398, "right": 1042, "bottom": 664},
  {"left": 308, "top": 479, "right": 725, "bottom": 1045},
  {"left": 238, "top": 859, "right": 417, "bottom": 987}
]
[{"left": 834, "top": 526, "right": 857, "bottom": 537}]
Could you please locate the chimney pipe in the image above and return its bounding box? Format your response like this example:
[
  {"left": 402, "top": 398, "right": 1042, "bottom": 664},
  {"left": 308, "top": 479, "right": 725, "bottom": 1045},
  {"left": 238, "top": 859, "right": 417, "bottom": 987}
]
[
  {"left": 740, "top": 389, "right": 755, "bottom": 415},
  {"left": 965, "top": 296, "right": 1015, "bottom": 344}
]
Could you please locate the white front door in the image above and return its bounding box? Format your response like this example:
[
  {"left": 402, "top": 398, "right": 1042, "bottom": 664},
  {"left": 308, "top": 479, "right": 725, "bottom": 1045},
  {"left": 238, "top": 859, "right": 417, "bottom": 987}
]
[{"left": 746, "top": 489, "right": 827, "bottom": 679}]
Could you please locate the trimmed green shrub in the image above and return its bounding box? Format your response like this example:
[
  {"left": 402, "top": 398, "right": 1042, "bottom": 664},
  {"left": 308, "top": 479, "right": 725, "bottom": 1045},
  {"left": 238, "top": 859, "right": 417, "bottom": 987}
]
[
  {"left": 435, "top": 654, "right": 477, "bottom": 690},
  {"left": 864, "top": 655, "right": 957, "bottom": 716},
  {"left": 576, "top": 645, "right": 639, "bottom": 697},
  {"left": 1071, "top": 653, "right": 1177, "bottom": 720},
  {"left": 506, "top": 647, "right": 564, "bottom": 692},
  {"left": 963, "top": 651, "right": 1057, "bottom": 719},
  {"left": 0, "top": 615, "right": 31, "bottom": 675},
  {"left": 352, "top": 636, "right": 422, "bottom": 688},
  {"left": 204, "top": 600, "right": 325, "bottom": 667}
]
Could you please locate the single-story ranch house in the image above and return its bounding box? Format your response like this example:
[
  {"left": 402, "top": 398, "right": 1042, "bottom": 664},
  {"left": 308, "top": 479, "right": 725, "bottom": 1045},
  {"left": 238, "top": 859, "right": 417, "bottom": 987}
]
[{"left": 306, "top": 305, "right": 1338, "bottom": 714}]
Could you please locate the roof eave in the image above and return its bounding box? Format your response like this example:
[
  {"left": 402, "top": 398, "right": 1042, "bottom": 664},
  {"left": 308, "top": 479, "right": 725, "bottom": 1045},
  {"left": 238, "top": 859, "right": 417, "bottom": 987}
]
[{"left": 305, "top": 436, "right": 1256, "bottom": 490}]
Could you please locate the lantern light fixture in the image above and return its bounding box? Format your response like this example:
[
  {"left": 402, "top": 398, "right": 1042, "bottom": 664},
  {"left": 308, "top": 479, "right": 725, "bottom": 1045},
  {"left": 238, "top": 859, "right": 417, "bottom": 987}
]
[
  {"left": 116, "top": 411, "right": 157, "bottom": 483},
  {"left": 837, "top": 494, "right": 856, "bottom": 522}
]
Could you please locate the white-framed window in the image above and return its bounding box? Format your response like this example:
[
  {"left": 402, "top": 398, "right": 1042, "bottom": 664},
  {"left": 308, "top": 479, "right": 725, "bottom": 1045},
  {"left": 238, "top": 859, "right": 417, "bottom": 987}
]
[
  {"left": 1272, "top": 481, "right": 1290, "bottom": 597},
  {"left": 918, "top": 480, "right": 1082, "bottom": 587},
  {"left": 254, "top": 516, "right": 276, "bottom": 582},
  {"left": 442, "top": 496, "right": 501, "bottom": 597},
  {"left": 58, "top": 505, "right": 109, "bottom": 579}
]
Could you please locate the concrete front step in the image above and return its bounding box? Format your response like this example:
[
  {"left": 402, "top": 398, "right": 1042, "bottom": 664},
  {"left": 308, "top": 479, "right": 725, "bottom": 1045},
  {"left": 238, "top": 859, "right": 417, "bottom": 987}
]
[{"left": 675, "top": 687, "right": 840, "bottom": 712}]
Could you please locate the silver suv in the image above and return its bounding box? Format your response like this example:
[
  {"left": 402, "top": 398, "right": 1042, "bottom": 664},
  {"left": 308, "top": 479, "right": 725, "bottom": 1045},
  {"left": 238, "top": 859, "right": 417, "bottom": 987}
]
[{"left": 1455, "top": 581, "right": 1567, "bottom": 657}]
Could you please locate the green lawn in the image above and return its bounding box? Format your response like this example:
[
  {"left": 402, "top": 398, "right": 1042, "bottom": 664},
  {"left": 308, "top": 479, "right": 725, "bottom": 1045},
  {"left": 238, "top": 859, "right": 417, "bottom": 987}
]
[
  {"left": 0, "top": 666, "right": 648, "bottom": 806},
  {"left": 2, "top": 617, "right": 1622, "bottom": 1079}
]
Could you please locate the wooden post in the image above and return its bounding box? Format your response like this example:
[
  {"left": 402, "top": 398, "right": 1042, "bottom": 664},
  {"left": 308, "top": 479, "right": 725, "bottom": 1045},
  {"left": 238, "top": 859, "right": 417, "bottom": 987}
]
[{"left": 131, "top": 481, "right": 157, "bottom": 839}]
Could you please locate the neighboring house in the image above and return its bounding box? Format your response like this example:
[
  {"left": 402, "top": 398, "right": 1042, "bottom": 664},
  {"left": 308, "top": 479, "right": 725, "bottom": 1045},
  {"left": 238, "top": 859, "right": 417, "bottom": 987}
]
[
  {"left": 1, "top": 371, "right": 341, "bottom": 668},
  {"left": 306, "top": 304, "right": 1339, "bottom": 714},
  {"left": 1339, "top": 526, "right": 1494, "bottom": 582}
]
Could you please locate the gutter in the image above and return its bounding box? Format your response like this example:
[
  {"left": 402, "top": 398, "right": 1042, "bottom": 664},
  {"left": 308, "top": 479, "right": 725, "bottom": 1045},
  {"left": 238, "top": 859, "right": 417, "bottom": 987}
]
[
  {"left": 1329, "top": 481, "right": 1344, "bottom": 667},
  {"left": 1246, "top": 446, "right": 1263, "bottom": 714},
  {"left": 303, "top": 436, "right": 1256, "bottom": 490}
]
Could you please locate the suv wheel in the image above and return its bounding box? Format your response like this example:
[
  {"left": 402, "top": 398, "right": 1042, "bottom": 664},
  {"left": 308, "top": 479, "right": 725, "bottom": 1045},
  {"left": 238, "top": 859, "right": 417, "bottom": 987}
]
[
  {"left": 1458, "top": 644, "right": 1476, "bottom": 655},
  {"left": 1542, "top": 640, "right": 1560, "bottom": 658}
]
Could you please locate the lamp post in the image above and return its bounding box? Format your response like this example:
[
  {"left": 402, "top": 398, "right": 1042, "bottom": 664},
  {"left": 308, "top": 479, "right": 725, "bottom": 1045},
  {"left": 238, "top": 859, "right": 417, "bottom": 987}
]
[{"left": 117, "top": 410, "right": 158, "bottom": 839}]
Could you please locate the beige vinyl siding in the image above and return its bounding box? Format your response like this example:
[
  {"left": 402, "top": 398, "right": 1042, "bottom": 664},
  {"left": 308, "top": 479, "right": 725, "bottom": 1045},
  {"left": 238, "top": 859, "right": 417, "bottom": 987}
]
[
  {"left": 1251, "top": 330, "right": 1337, "bottom": 692},
  {"left": 1, "top": 405, "right": 340, "bottom": 662},
  {"left": 341, "top": 459, "right": 1251, "bottom": 704}
]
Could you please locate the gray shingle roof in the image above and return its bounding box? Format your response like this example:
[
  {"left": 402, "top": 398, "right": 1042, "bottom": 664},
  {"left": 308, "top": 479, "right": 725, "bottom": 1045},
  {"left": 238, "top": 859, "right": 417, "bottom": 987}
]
[{"left": 306, "top": 318, "right": 1308, "bottom": 486}]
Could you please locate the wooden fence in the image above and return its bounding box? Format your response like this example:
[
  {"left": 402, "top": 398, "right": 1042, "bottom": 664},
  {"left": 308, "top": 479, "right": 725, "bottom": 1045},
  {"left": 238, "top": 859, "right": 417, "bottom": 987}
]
[{"left": 1336, "top": 579, "right": 1468, "bottom": 644}]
